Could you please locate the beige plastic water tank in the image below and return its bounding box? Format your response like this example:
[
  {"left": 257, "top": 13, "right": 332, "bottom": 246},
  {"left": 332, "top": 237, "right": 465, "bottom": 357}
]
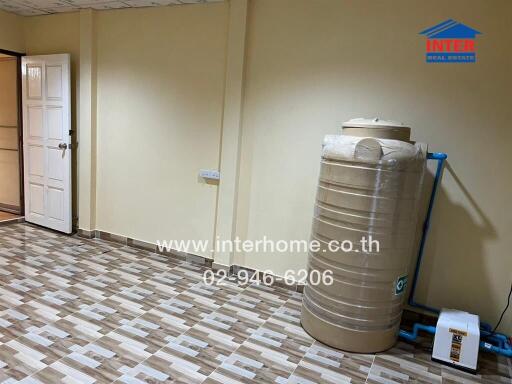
[{"left": 301, "top": 118, "right": 427, "bottom": 353}]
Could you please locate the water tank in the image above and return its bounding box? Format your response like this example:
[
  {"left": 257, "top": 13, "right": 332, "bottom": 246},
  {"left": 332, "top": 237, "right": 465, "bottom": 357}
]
[{"left": 301, "top": 118, "right": 427, "bottom": 353}]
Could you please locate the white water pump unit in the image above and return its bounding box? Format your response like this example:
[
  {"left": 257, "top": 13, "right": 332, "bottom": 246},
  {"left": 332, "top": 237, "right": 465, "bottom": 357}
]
[{"left": 432, "top": 309, "right": 480, "bottom": 372}]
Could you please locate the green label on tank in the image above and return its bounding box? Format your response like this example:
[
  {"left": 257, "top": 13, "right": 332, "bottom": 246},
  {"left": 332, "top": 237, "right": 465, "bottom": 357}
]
[{"left": 395, "top": 275, "right": 408, "bottom": 295}]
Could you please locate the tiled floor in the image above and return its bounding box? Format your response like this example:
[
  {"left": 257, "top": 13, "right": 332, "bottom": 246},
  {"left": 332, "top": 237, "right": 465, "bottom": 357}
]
[{"left": 0, "top": 223, "right": 510, "bottom": 383}]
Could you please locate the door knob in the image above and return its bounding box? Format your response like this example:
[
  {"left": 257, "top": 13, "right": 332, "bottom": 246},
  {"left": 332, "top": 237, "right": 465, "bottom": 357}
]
[{"left": 58, "top": 143, "right": 68, "bottom": 150}]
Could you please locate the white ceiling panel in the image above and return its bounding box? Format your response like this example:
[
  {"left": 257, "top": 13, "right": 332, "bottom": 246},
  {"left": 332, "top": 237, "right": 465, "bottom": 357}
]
[
  {"left": 65, "top": 0, "right": 125, "bottom": 5},
  {"left": 122, "top": 0, "right": 182, "bottom": 7},
  {"left": 17, "top": 0, "right": 70, "bottom": 7},
  {"left": 0, "top": 0, "right": 222, "bottom": 15},
  {"left": 84, "top": 1, "right": 130, "bottom": 10}
]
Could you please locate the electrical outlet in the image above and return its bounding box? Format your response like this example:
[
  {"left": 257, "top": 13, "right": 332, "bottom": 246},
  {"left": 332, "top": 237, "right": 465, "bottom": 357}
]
[{"left": 199, "top": 169, "right": 220, "bottom": 180}]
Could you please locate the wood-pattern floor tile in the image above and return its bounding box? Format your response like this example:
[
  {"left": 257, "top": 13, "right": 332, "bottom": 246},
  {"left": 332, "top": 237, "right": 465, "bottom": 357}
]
[{"left": 0, "top": 223, "right": 510, "bottom": 384}]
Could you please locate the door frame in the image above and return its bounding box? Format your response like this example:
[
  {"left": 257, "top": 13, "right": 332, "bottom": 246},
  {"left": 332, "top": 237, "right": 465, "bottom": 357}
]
[{"left": 0, "top": 48, "right": 25, "bottom": 216}]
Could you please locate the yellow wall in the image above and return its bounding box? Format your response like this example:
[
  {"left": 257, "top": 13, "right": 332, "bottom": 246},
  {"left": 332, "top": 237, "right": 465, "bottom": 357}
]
[
  {"left": 0, "top": 57, "right": 20, "bottom": 209},
  {"left": 0, "top": 58, "right": 18, "bottom": 127},
  {"left": 0, "top": 9, "right": 23, "bottom": 210},
  {"left": 0, "top": 9, "right": 24, "bottom": 53},
  {"left": 94, "top": 4, "right": 228, "bottom": 256},
  {"left": 3, "top": 0, "right": 511, "bottom": 333},
  {"left": 236, "top": 0, "right": 512, "bottom": 333}
]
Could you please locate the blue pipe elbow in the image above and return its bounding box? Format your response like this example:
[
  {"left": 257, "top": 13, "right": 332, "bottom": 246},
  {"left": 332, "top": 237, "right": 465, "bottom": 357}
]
[
  {"left": 427, "top": 152, "right": 448, "bottom": 160},
  {"left": 399, "top": 323, "right": 436, "bottom": 342},
  {"left": 481, "top": 330, "right": 510, "bottom": 348},
  {"left": 480, "top": 341, "right": 512, "bottom": 358}
]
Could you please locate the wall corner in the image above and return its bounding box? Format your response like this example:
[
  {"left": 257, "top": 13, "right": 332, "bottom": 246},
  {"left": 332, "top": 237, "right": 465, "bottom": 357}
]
[
  {"left": 78, "top": 9, "right": 97, "bottom": 231},
  {"left": 213, "top": 0, "right": 249, "bottom": 267}
]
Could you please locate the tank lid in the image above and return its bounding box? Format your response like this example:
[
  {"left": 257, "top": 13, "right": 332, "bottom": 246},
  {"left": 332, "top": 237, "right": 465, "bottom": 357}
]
[
  {"left": 342, "top": 118, "right": 411, "bottom": 141},
  {"left": 342, "top": 118, "right": 409, "bottom": 129}
]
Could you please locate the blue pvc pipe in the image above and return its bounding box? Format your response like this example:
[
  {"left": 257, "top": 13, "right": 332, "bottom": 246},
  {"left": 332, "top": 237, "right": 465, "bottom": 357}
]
[
  {"left": 399, "top": 323, "right": 436, "bottom": 341},
  {"left": 407, "top": 153, "right": 497, "bottom": 333},
  {"left": 407, "top": 152, "right": 447, "bottom": 314},
  {"left": 480, "top": 330, "right": 510, "bottom": 348},
  {"left": 480, "top": 341, "right": 512, "bottom": 358},
  {"left": 428, "top": 152, "right": 448, "bottom": 161},
  {"left": 401, "top": 151, "right": 512, "bottom": 358},
  {"left": 400, "top": 322, "right": 512, "bottom": 357}
]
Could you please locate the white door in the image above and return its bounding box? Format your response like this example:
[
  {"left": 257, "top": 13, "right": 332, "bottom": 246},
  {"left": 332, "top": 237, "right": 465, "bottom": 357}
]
[{"left": 22, "top": 54, "right": 72, "bottom": 233}]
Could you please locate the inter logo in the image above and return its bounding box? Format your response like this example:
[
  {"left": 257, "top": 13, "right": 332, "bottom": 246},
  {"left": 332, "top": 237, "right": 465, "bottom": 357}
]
[{"left": 420, "top": 19, "right": 481, "bottom": 63}]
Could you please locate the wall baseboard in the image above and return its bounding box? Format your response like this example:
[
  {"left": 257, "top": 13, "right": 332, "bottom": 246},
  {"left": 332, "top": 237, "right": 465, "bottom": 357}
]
[
  {"left": 76, "top": 228, "right": 95, "bottom": 239},
  {"left": 0, "top": 216, "right": 24, "bottom": 227},
  {"left": 0, "top": 203, "right": 21, "bottom": 215},
  {"left": 77, "top": 228, "right": 305, "bottom": 293}
]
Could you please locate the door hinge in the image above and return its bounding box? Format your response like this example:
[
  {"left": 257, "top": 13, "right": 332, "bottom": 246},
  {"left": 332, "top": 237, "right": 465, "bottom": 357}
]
[{"left": 69, "top": 130, "right": 74, "bottom": 136}]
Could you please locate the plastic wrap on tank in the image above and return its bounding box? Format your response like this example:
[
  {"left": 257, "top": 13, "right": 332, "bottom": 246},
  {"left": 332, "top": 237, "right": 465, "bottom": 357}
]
[{"left": 301, "top": 129, "right": 427, "bottom": 353}]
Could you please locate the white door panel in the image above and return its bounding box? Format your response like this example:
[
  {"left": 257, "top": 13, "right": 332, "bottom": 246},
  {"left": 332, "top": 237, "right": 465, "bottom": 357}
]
[
  {"left": 27, "top": 106, "right": 44, "bottom": 138},
  {"left": 28, "top": 145, "right": 44, "bottom": 177},
  {"left": 47, "top": 107, "right": 63, "bottom": 140},
  {"left": 46, "top": 65, "right": 63, "bottom": 99},
  {"left": 22, "top": 54, "right": 72, "bottom": 233},
  {"left": 29, "top": 184, "right": 44, "bottom": 215},
  {"left": 27, "top": 65, "right": 43, "bottom": 99}
]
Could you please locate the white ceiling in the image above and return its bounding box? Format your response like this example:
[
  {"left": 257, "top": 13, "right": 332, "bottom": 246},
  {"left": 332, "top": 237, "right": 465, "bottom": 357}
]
[{"left": 0, "top": 0, "right": 223, "bottom": 16}]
